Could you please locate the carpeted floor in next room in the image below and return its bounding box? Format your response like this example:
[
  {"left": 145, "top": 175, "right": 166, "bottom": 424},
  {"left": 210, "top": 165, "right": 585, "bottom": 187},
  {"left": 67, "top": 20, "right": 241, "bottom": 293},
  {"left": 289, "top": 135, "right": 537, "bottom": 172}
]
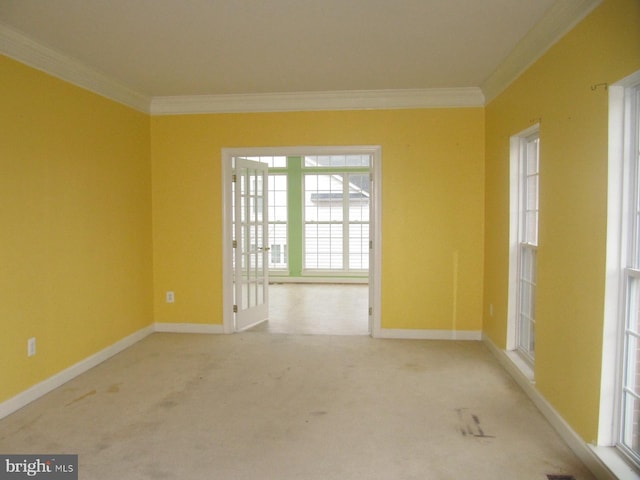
[{"left": 0, "top": 332, "right": 594, "bottom": 480}]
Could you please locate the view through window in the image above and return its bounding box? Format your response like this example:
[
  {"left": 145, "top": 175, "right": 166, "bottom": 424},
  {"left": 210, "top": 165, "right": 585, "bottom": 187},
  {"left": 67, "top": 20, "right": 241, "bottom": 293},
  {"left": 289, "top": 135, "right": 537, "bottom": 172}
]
[{"left": 241, "top": 154, "right": 371, "bottom": 277}]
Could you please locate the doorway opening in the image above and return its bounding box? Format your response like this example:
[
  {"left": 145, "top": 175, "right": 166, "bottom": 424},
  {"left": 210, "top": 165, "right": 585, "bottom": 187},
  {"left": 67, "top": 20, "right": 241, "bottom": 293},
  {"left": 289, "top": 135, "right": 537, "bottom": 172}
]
[
  {"left": 249, "top": 283, "right": 369, "bottom": 335},
  {"left": 222, "top": 146, "right": 382, "bottom": 336}
]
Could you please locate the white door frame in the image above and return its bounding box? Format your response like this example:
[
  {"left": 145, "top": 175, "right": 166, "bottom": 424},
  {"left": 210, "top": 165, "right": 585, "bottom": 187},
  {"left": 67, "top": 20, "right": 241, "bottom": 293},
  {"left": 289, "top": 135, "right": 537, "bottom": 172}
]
[{"left": 221, "top": 146, "right": 382, "bottom": 336}]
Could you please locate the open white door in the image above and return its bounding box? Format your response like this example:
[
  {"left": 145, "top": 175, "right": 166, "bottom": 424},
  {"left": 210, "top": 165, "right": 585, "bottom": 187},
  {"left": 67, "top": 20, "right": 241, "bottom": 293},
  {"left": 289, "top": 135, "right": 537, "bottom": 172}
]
[{"left": 234, "top": 158, "right": 269, "bottom": 331}]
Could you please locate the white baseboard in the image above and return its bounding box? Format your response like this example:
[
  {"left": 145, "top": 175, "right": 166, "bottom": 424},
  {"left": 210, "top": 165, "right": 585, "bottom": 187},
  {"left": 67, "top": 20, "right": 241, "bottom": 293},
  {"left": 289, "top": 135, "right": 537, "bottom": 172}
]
[
  {"left": 376, "top": 328, "right": 482, "bottom": 341},
  {"left": 0, "top": 322, "right": 229, "bottom": 421},
  {"left": 482, "top": 334, "right": 616, "bottom": 480},
  {"left": 153, "top": 322, "right": 225, "bottom": 334},
  {"left": 269, "top": 277, "right": 368, "bottom": 284},
  {"left": 0, "top": 325, "right": 154, "bottom": 420},
  {"left": 10, "top": 318, "right": 617, "bottom": 480}
]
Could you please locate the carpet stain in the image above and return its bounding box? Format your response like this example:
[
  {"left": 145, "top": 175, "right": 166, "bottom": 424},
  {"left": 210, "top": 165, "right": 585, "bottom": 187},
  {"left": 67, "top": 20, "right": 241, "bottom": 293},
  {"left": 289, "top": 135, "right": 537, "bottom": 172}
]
[
  {"left": 107, "top": 383, "right": 122, "bottom": 394},
  {"left": 158, "top": 399, "right": 179, "bottom": 409},
  {"left": 65, "top": 389, "right": 97, "bottom": 407},
  {"left": 456, "top": 408, "right": 495, "bottom": 438},
  {"left": 94, "top": 442, "right": 110, "bottom": 453},
  {"left": 0, "top": 414, "right": 44, "bottom": 440}
]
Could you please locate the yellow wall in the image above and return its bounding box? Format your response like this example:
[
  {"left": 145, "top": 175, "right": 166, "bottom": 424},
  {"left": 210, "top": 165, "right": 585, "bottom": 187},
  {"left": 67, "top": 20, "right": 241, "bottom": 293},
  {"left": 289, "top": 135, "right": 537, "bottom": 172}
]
[
  {"left": 151, "top": 109, "right": 485, "bottom": 332},
  {"left": 6, "top": 0, "right": 633, "bottom": 453},
  {"left": 0, "top": 55, "right": 154, "bottom": 403},
  {"left": 483, "top": 0, "right": 640, "bottom": 442}
]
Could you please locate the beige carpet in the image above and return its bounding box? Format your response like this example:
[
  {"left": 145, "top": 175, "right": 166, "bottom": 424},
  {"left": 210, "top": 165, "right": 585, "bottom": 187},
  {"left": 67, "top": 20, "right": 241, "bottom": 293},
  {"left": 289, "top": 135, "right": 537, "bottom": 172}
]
[{"left": 0, "top": 333, "right": 594, "bottom": 480}]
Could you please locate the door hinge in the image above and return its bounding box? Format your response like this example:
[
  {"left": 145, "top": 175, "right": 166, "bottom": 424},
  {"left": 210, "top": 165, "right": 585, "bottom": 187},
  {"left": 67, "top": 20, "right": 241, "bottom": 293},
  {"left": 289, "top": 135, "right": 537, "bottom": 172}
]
[
  {"left": 232, "top": 174, "right": 237, "bottom": 183},
  {"left": 233, "top": 305, "right": 238, "bottom": 313},
  {"left": 232, "top": 240, "right": 237, "bottom": 248},
  {"left": 369, "top": 307, "right": 373, "bottom": 316},
  {"left": 369, "top": 240, "right": 373, "bottom": 250}
]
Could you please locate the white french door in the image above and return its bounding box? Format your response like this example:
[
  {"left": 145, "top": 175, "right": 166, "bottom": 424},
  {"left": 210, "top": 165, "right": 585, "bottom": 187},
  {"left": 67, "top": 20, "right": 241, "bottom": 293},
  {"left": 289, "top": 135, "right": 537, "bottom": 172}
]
[
  {"left": 234, "top": 158, "right": 269, "bottom": 331},
  {"left": 222, "top": 146, "right": 382, "bottom": 337}
]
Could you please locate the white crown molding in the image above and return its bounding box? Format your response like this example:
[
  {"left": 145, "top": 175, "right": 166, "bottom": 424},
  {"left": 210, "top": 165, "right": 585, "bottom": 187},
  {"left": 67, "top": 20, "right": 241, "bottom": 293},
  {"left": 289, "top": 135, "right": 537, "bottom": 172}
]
[
  {"left": 0, "top": 22, "right": 151, "bottom": 113},
  {"left": 150, "top": 87, "right": 485, "bottom": 115},
  {"left": 1, "top": 0, "right": 602, "bottom": 114},
  {"left": 481, "top": 0, "right": 603, "bottom": 104}
]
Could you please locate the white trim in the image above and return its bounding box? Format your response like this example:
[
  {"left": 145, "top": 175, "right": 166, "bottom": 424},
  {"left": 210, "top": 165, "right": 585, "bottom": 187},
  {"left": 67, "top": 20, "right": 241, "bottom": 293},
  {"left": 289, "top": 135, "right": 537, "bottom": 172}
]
[
  {"left": 507, "top": 124, "right": 540, "bottom": 355},
  {"left": 1, "top": 0, "right": 602, "bottom": 114},
  {"left": 0, "top": 325, "right": 154, "bottom": 421},
  {"left": 507, "top": 135, "right": 522, "bottom": 350},
  {"left": 222, "top": 146, "right": 382, "bottom": 336},
  {"left": 376, "top": 329, "right": 482, "bottom": 341},
  {"left": 0, "top": 22, "right": 150, "bottom": 113},
  {"left": 482, "top": 0, "right": 602, "bottom": 104},
  {"left": 222, "top": 152, "right": 235, "bottom": 335},
  {"left": 483, "top": 334, "right": 617, "bottom": 480},
  {"left": 614, "top": 70, "right": 640, "bottom": 89},
  {"left": 600, "top": 82, "right": 628, "bottom": 447},
  {"left": 599, "top": 70, "right": 640, "bottom": 471},
  {"left": 153, "top": 323, "right": 225, "bottom": 334},
  {"left": 150, "top": 88, "right": 484, "bottom": 115},
  {"left": 0, "top": 27, "right": 480, "bottom": 116},
  {"left": 370, "top": 146, "right": 383, "bottom": 338},
  {"left": 0, "top": 322, "right": 229, "bottom": 422},
  {"left": 590, "top": 446, "right": 640, "bottom": 480},
  {"left": 505, "top": 350, "right": 535, "bottom": 382}
]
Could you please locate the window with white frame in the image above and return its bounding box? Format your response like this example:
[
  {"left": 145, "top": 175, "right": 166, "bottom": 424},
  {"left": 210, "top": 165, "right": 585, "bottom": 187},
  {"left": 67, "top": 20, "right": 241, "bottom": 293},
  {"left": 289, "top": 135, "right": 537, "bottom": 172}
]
[
  {"left": 235, "top": 154, "right": 371, "bottom": 276},
  {"left": 612, "top": 77, "right": 640, "bottom": 466},
  {"left": 508, "top": 126, "right": 540, "bottom": 367},
  {"left": 303, "top": 155, "right": 370, "bottom": 273},
  {"left": 267, "top": 174, "right": 288, "bottom": 270}
]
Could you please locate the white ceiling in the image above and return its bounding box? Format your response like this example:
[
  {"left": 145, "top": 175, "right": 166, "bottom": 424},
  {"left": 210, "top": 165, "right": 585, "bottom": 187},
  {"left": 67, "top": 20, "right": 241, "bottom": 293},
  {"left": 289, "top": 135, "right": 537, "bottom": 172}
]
[{"left": 0, "top": 0, "right": 600, "bottom": 110}]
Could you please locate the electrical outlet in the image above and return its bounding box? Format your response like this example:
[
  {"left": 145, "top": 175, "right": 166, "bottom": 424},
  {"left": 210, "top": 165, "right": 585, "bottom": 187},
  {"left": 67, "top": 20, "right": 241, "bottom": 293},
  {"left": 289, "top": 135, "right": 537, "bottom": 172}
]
[
  {"left": 166, "top": 291, "right": 175, "bottom": 303},
  {"left": 27, "top": 337, "right": 36, "bottom": 357}
]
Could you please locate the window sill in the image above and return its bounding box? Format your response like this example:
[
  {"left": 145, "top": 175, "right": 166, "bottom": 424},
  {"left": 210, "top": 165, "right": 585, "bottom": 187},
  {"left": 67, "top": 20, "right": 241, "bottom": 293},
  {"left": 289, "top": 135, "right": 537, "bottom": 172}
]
[
  {"left": 505, "top": 350, "right": 535, "bottom": 383},
  {"left": 589, "top": 445, "right": 640, "bottom": 480}
]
